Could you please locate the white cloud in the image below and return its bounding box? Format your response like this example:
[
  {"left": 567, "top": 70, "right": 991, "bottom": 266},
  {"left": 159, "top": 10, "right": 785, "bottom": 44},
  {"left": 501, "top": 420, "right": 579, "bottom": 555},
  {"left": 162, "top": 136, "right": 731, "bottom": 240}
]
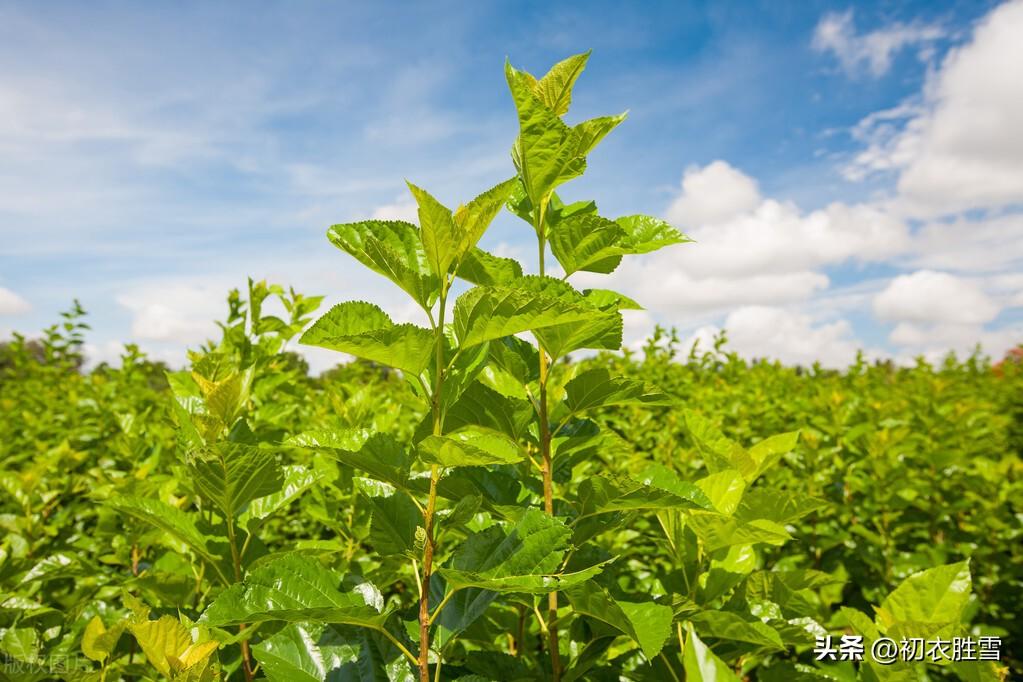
[
  {"left": 888, "top": 321, "right": 1022, "bottom": 361},
  {"left": 683, "top": 306, "right": 865, "bottom": 368},
  {"left": 873, "top": 270, "right": 1000, "bottom": 325},
  {"left": 0, "top": 287, "right": 31, "bottom": 315},
  {"left": 812, "top": 10, "right": 944, "bottom": 77},
  {"left": 665, "top": 160, "right": 761, "bottom": 227},
  {"left": 371, "top": 200, "right": 419, "bottom": 222},
  {"left": 905, "top": 212, "right": 1023, "bottom": 273},
  {"left": 117, "top": 283, "right": 225, "bottom": 345},
  {"left": 846, "top": 1, "right": 1023, "bottom": 214},
  {"left": 577, "top": 161, "right": 908, "bottom": 321},
  {"left": 82, "top": 340, "right": 127, "bottom": 369}
]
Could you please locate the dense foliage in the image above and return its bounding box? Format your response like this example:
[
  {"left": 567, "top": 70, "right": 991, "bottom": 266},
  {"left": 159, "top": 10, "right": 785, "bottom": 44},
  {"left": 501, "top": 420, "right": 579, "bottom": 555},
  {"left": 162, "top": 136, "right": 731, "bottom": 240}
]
[{"left": 1, "top": 54, "right": 1019, "bottom": 682}]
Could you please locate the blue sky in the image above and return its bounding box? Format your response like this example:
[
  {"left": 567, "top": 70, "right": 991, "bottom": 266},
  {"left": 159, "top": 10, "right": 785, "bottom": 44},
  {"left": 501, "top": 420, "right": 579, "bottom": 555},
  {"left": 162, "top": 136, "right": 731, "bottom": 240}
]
[{"left": 1, "top": 0, "right": 1021, "bottom": 370}]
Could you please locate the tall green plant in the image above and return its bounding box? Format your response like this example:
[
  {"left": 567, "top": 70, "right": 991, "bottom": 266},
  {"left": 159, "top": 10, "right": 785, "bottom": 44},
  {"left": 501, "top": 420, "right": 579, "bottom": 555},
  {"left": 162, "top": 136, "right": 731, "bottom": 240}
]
[{"left": 502, "top": 51, "right": 692, "bottom": 679}]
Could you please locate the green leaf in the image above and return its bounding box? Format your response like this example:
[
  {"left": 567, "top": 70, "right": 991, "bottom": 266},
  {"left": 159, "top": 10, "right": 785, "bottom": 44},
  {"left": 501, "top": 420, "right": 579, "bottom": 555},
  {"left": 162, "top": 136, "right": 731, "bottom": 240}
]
[
  {"left": 239, "top": 465, "right": 325, "bottom": 532},
  {"left": 735, "top": 488, "right": 826, "bottom": 525},
  {"left": 418, "top": 427, "right": 524, "bottom": 468},
  {"left": 189, "top": 442, "right": 284, "bottom": 518},
  {"left": 127, "top": 615, "right": 219, "bottom": 677},
  {"left": 407, "top": 181, "right": 459, "bottom": 278},
  {"left": 252, "top": 623, "right": 339, "bottom": 682},
  {"left": 286, "top": 431, "right": 412, "bottom": 491},
  {"left": 747, "top": 431, "right": 799, "bottom": 481},
  {"left": 563, "top": 368, "right": 673, "bottom": 414},
  {"left": 437, "top": 509, "right": 606, "bottom": 593},
  {"left": 82, "top": 616, "right": 125, "bottom": 663},
  {"left": 253, "top": 623, "right": 411, "bottom": 682},
  {"left": 695, "top": 470, "right": 746, "bottom": 516},
  {"left": 510, "top": 277, "right": 623, "bottom": 358},
  {"left": 300, "top": 301, "right": 434, "bottom": 376},
  {"left": 688, "top": 610, "right": 785, "bottom": 652},
  {"left": 614, "top": 214, "right": 691, "bottom": 253},
  {"left": 686, "top": 511, "right": 791, "bottom": 552},
  {"left": 683, "top": 411, "right": 755, "bottom": 478},
  {"left": 578, "top": 474, "right": 711, "bottom": 518},
  {"left": 443, "top": 381, "right": 534, "bottom": 441},
  {"left": 107, "top": 496, "right": 226, "bottom": 573},
  {"left": 581, "top": 288, "right": 642, "bottom": 310},
  {"left": 457, "top": 247, "right": 524, "bottom": 286},
  {"left": 366, "top": 491, "right": 420, "bottom": 557},
  {"left": 875, "top": 561, "right": 972, "bottom": 638},
  {"left": 452, "top": 284, "right": 596, "bottom": 348},
  {"left": 533, "top": 51, "right": 590, "bottom": 116},
  {"left": 506, "top": 60, "right": 625, "bottom": 205},
  {"left": 549, "top": 213, "right": 625, "bottom": 276},
  {"left": 201, "top": 554, "right": 392, "bottom": 629},
  {"left": 327, "top": 220, "right": 438, "bottom": 309},
  {"left": 564, "top": 583, "right": 673, "bottom": 659},
  {"left": 0, "top": 627, "right": 38, "bottom": 664},
  {"left": 453, "top": 178, "right": 519, "bottom": 259},
  {"left": 683, "top": 622, "right": 740, "bottom": 682}
]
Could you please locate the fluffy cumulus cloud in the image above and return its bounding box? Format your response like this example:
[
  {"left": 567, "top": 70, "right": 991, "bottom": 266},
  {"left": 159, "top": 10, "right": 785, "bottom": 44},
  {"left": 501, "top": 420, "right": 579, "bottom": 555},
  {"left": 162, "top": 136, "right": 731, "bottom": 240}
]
[
  {"left": 812, "top": 10, "right": 944, "bottom": 77},
  {"left": 116, "top": 282, "right": 228, "bottom": 346},
  {"left": 683, "top": 306, "right": 865, "bottom": 368},
  {"left": 570, "top": 160, "right": 918, "bottom": 364},
  {"left": 0, "top": 287, "right": 32, "bottom": 315},
  {"left": 665, "top": 161, "right": 761, "bottom": 227},
  {"left": 873, "top": 270, "right": 1020, "bottom": 359},
  {"left": 579, "top": 161, "right": 906, "bottom": 323},
  {"left": 371, "top": 200, "right": 419, "bottom": 222},
  {"left": 873, "top": 270, "right": 1000, "bottom": 326},
  {"left": 846, "top": 0, "right": 1023, "bottom": 215}
]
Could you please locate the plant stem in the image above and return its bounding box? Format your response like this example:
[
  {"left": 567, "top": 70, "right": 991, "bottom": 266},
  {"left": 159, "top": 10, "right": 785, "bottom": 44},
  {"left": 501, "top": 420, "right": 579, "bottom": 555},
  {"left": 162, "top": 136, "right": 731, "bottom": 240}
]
[
  {"left": 419, "top": 288, "right": 448, "bottom": 682},
  {"left": 225, "top": 515, "right": 255, "bottom": 682},
  {"left": 534, "top": 205, "right": 562, "bottom": 682}
]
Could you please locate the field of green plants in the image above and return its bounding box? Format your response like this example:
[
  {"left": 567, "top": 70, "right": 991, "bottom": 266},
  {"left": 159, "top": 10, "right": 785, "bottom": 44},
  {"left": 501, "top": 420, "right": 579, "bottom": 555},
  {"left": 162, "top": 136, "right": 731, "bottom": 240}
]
[{"left": 1, "top": 54, "right": 1020, "bottom": 682}]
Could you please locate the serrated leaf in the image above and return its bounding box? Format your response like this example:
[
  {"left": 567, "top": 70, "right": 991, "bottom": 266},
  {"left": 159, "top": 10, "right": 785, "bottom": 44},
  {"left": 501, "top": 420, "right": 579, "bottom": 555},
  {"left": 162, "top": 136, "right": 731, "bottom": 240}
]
[
  {"left": 287, "top": 431, "right": 412, "bottom": 491},
  {"left": 442, "top": 381, "right": 534, "bottom": 441},
  {"left": 683, "top": 411, "right": 755, "bottom": 477},
  {"left": 300, "top": 301, "right": 434, "bottom": 376},
  {"left": 563, "top": 368, "right": 673, "bottom": 414},
  {"left": 581, "top": 288, "right": 642, "bottom": 310},
  {"left": 418, "top": 428, "right": 524, "bottom": 468},
  {"left": 688, "top": 610, "right": 785, "bottom": 652},
  {"left": 452, "top": 284, "right": 596, "bottom": 348},
  {"left": 457, "top": 247, "right": 524, "bottom": 286},
  {"left": 106, "top": 496, "right": 227, "bottom": 576},
  {"left": 549, "top": 213, "right": 625, "bottom": 275},
  {"left": 504, "top": 276, "right": 623, "bottom": 358},
  {"left": 683, "top": 622, "right": 740, "bottom": 682},
  {"left": 695, "top": 470, "right": 746, "bottom": 516},
  {"left": 201, "top": 555, "right": 392, "bottom": 629},
  {"left": 735, "top": 488, "right": 826, "bottom": 525},
  {"left": 239, "top": 465, "right": 325, "bottom": 532},
  {"left": 875, "top": 561, "right": 971, "bottom": 638},
  {"left": 327, "top": 220, "right": 438, "bottom": 309},
  {"left": 189, "top": 442, "right": 284, "bottom": 518},
  {"left": 128, "top": 615, "right": 218, "bottom": 677},
  {"left": 564, "top": 582, "right": 673, "bottom": 659},
  {"left": 407, "top": 181, "right": 459, "bottom": 278},
  {"left": 506, "top": 60, "right": 625, "bottom": 205},
  {"left": 614, "top": 214, "right": 691, "bottom": 253},
  {"left": 453, "top": 178, "right": 519, "bottom": 258},
  {"left": 686, "top": 511, "right": 791, "bottom": 552},
  {"left": 437, "top": 509, "right": 605, "bottom": 593},
  {"left": 366, "top": 491, "right": 420, "bottom": 557},
  {"left": 82, "top": 616, "right": 125, "bottom": 663},
  {"left": 747, "top": 431, "right": 799, "bottom": 481},
  {"left": 532, "top": 51, "right": 590, "bottom": 116}
]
